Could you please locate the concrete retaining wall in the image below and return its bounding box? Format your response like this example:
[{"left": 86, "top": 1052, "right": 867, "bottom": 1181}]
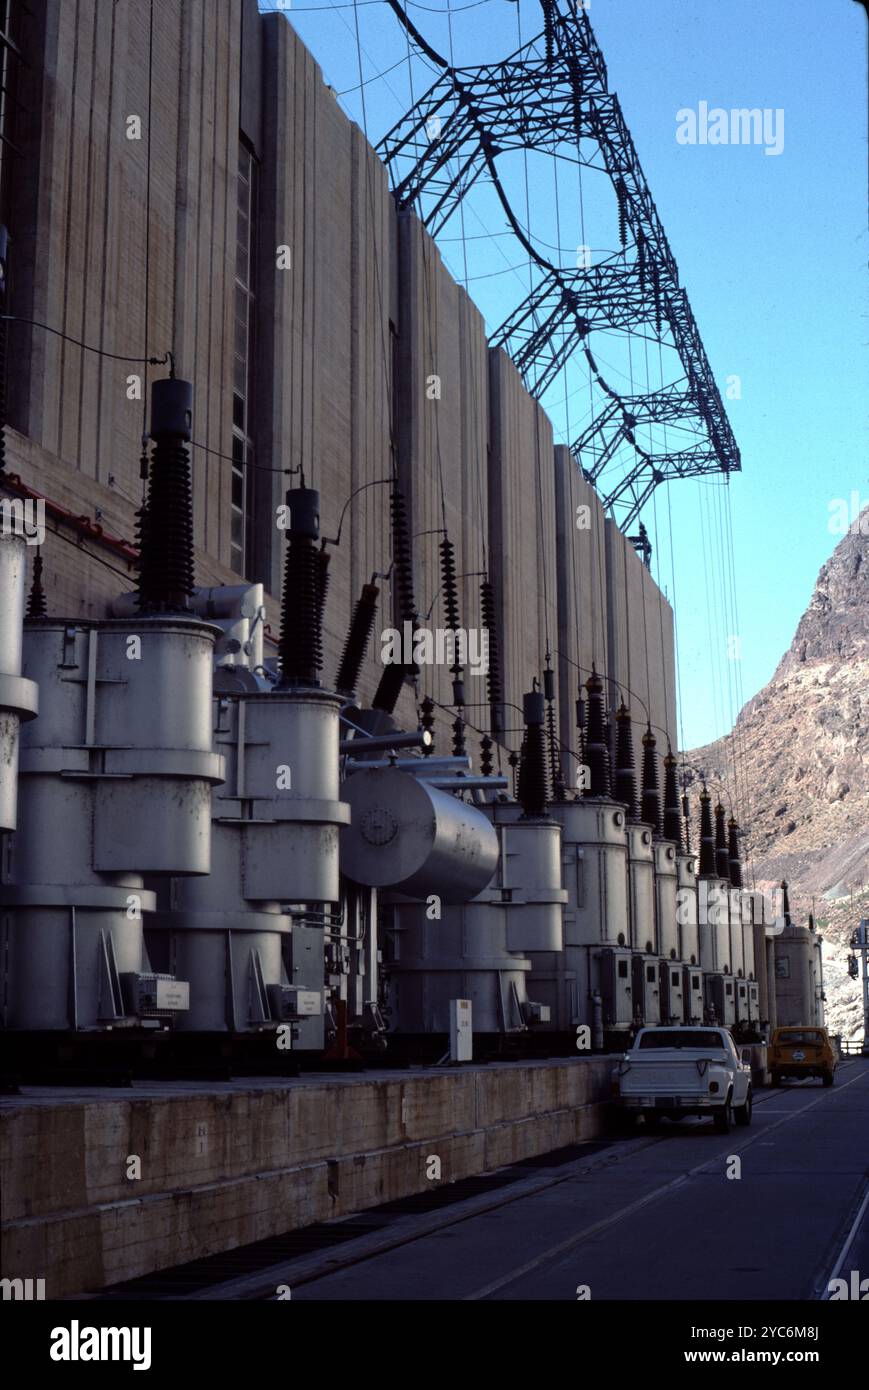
[{"left": 1, "top": 1058, "right": 614, "bottom": 1297}]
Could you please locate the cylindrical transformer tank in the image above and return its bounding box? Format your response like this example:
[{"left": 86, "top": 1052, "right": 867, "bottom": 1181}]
[
  {"left": 0, "top": 534, "right": 39, "bottom": 831},
  {"left": 677, "top": 853, "right": 700, "bottom": 966},
  {"left": 774, "top": 923, "right": 816, "bottom": 1026},
  {"left": 712, "top": 879, "right": 732, "bottom": 972},
  {"left": 341, "top": 767, "right": 499, "bottom": 902},
  {"left": 12, "top": 619, "right": 223, "bottom": 873},
  {"left": 655, "top": 839, "right": 682, "bottom": 1024},
  {"left": 490, "top": 803, "right": 566, "bottom": 953},
  {"left": 698, "top": 878, "right": 730, "bottom": 972},
  {"left": 387, "top": 899, "right": 532, "bottom": 1035},
  {"left": 150, "top": 687, "right": 348, "bottom": 1032},
  {"left": 384, "top": 802, "right": 561, "bottom": 1037},
  {"left": 698, "top": 877, "right": 736, "bottom": 1025},
  {"left": 741, "top": 902, "right": 756, "bottom": 980},
  {"left": 677, "top": 853, "right": 703, "bottom": 1023},
  {"left": 0, "top": 617, "right": 223, "bottom": 1030},
  {"left": 542, "top": 798, "right": 630, "bottom": 1031},
  {"left": 90, "top": 620, "right": 223, "bottom": 873},
  {"left": 753, "top": 913, "right": 772, "bottom": 1027},
  {"left": 654, "top": 839, "right": 679, "bottom": 961},
  {"left": 153, "top": 890, "right": 292, "bottom": 1033},
  {"left": 728, "top": 890, "right": 745, "bottom": 980},
  {"left": 627, "top": 823, "right": 656, "bottom": 953},
  {"left": 553, "top": 799, "right": 630, "bottom": 947},
  {"left": 812, "top": 933, "right": 825, "bottom": 1026},
  {"left": 232, "top": 689, "right": 347, "bottom": 903},
  {"left": 0, "top": 878, "right": 159, "bottom": 1031}
]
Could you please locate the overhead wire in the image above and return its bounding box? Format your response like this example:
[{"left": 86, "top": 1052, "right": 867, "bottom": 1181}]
[
  {"left": 323, "top": 0, "right": 743, "bottom": 821},
  {"left": 0, "top": 316, "right": 170, "bottom": 367},
  {"left": 713, "top": 478, "right": 740, "bottom": 810}
]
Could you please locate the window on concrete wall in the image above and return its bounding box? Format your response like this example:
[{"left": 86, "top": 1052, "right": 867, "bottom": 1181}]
[{"left": 232, "top": 138, "right": 258, "bottom": 576}]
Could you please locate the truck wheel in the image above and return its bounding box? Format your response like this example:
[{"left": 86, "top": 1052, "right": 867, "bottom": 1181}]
[
  {"left": 713, "top": 1095, "right": 733, "bottom": 1133},
  {"left": 644, "top": 1112, "right": 662, "bottom": 1132},
  {"left": 822, "top": 1070, "right": 834, "bottom": 1088},
  {"left": 735, "top": 1087, "right": 752, "bottom": 1127},
  {"left": 771, "top": 1071, "right": 781, "bottom": 1087}
]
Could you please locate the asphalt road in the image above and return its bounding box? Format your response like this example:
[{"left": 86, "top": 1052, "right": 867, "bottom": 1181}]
[{"left": 291, "top": 1058, "right": 869, "bottom": 1301}]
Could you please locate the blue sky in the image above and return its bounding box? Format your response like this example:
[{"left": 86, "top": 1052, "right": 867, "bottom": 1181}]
[{"left": 261, "top": 0, "right": 867, "bottom": 751}]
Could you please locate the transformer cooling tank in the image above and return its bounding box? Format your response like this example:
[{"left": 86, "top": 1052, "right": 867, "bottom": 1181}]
[{"left": 341, "top": 767, "right": 499, "bottom": 902}]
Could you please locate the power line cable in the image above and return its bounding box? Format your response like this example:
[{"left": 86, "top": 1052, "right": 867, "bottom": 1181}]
[{"left": 0, "top": 316, "right": 170, "bottom": 366}]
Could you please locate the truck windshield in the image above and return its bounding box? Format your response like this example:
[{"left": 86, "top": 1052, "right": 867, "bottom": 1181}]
[{"left": 638, "top": 1030, "right": 725, "bottom": 1049}]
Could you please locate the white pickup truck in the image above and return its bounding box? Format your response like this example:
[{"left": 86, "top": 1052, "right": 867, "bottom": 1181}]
[{"left": 612, "top": 1026, "right": 753, "bottom": 1133}]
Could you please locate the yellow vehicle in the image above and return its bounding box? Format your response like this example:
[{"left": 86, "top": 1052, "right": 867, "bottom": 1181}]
[{"left": 769, "top": 1027, "right": 837, "bottom": 1087}]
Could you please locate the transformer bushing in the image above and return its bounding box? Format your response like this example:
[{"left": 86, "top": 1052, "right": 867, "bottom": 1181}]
[
  {"left": 545, "top": 798, "right": 630, "bottom": 1031},
  {"left": 150, "top": 687, "right": 349, "bottom": 1034},
  {"left": 0, "top": 617, "right": 223, "bottom": 1030},
  {"left": 384, "top": 802, "right": 563, "bottom": 1035},
  {"left": 0, "top": 534, "right": 39, "bottom": 831}
]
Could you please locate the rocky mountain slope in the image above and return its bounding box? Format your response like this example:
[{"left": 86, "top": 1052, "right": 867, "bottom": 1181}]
[{"left": 687, "top": 515, "right": 868, "bottom": 1041}]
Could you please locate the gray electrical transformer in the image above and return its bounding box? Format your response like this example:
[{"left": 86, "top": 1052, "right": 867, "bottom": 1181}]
[{"left": 0, "top": 616, "right": 224, "bottom": 1030}]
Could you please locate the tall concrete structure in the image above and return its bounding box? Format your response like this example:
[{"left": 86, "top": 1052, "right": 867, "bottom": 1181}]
[{"left": 2, "top": 0, "right": 677, "bottom": 764}]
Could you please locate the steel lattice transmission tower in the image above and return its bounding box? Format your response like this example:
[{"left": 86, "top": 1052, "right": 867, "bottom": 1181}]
[{"left": 378, "top": 0, "right": 740, "bottom": 529}]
